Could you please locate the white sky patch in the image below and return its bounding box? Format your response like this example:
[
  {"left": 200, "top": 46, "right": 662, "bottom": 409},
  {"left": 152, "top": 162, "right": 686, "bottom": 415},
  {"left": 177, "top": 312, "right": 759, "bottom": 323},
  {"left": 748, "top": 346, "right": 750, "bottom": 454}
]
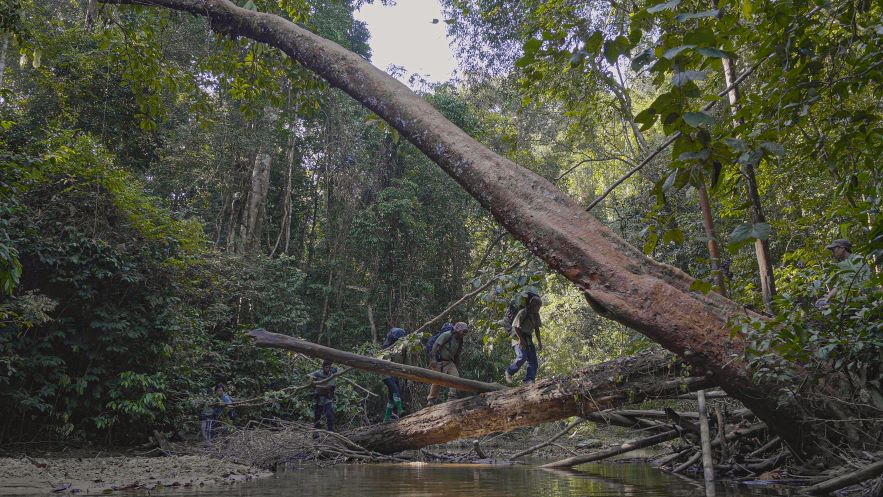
[{"left": 354, "top": 0, "right": 457, "bottom": 85}]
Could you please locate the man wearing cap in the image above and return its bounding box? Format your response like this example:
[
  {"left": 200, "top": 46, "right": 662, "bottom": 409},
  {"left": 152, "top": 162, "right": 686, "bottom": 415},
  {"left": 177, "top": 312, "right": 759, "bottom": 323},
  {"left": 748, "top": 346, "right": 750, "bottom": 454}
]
[
  {"left": 308, "top": 359, "right": 337, "bottom": 431},
  {"left": 426, "top": 321, "right": 468, "bottom": 404},
  {"left": 816, "top": 239, "right": 871, "bottom": 308}
]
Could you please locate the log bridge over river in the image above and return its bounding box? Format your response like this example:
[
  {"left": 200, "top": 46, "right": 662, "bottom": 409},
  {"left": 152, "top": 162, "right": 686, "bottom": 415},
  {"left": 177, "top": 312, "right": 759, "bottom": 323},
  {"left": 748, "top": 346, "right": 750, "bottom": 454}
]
[{"left": 248, "top": 328, "right": 714, "bottom": 456}]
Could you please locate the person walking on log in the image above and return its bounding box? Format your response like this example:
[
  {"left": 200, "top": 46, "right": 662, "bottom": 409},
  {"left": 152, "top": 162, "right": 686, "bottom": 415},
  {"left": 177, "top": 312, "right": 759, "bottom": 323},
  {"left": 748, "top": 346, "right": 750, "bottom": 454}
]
[
  {"left": 426, "top": 321, "right": 468, "bottom": 404},
  {"left": 308, "top": 359, "right": 337, "bottom": 431},
  {"left": 504, "top": 294, "right": 543, "bottom": 385},
  {"left": 381, "top": 327, "right": 407, "bottom": 422}
]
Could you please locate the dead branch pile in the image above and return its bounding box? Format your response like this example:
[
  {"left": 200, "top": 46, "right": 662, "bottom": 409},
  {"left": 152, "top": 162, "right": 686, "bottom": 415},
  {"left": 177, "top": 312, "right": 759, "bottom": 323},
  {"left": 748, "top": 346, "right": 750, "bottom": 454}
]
[{"left": 200, "top": 418, "right": 410, "bottom": 469}]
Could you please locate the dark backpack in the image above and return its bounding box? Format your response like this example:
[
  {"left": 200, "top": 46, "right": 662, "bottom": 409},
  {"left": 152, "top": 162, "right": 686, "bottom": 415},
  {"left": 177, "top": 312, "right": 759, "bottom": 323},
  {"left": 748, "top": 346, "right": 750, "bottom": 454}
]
[
  {"left": 503, "top": 291, "right": 540, "bottom": 333},
  {"left": 382, "top": 327, "right": 407, "bottom": 349},
  {"left": 425, "top": 322, "right": 453, "bottom": 359}
]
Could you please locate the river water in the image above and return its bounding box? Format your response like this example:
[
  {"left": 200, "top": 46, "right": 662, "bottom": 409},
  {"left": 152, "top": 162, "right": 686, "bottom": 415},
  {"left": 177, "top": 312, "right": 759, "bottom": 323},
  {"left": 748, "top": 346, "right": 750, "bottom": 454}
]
[{"left": 143, "top": 462, "right": 794, "bottom": 497}]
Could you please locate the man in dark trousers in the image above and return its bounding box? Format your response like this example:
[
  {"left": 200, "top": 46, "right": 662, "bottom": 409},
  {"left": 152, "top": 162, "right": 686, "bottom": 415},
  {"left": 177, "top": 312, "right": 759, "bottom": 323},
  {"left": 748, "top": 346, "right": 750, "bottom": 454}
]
[
  {"left": 505, "top": 294, "right": 543, "bottom": 384},
  {"left": 381, "top": 327, "right": 407, "bottom": 421},
  {"left": 308, "top": 359, "right": 337, "bottom": 431}
]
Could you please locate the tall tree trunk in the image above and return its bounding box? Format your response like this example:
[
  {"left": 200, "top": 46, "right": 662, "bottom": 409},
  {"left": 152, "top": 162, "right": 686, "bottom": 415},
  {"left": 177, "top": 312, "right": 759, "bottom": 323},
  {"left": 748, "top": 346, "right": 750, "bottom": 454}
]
[
  {"left": 316, "top": 268, "right": 333, "bottom": 344},
  {"left": 100, "top": 0, "right": 817, "bottom": 456},
  {"left": 303, "top": 168, "right": 320, "bottom": 270},
  {"left": 225, "top": 193, "right": 240, "bottom": 252},
  {"left": 366, "top": 304, "right": 377, "bottom": 345},
  {"left": 0, "top": 34, "right": 9, "bottom": 91},
  {"left": 721, "top": 55, "right": 776, "bottom": 311},
  {"left": 698, "top": 186, "right": 728, "bottom": 297},
  {"left": 242, "top": 146, "right": 272, "bottom": 253},
  {"left": 271, "top": 125, "right": 296, "bottom": 257}
]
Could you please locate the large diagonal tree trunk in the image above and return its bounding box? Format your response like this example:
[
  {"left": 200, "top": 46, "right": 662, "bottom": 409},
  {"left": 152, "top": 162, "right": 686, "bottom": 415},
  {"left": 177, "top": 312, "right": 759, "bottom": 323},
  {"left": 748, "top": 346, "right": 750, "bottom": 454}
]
[
  {"left": 348, "top": 350, "right": 710, "bottom": 454},
  {"left": 100, "top": 0, "right": 811, "bottom": 456}
]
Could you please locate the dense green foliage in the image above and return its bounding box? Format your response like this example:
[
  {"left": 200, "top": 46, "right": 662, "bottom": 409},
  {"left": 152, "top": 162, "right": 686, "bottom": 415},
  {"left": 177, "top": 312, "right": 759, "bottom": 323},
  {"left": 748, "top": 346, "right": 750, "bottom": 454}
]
[{"left": 0, "top": 0, "right": 879, "bottom": 447}]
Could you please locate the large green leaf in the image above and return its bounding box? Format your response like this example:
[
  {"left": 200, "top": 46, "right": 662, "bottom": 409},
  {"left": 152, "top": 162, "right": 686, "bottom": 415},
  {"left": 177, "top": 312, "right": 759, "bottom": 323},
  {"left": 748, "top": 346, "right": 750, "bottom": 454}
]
[
  {"left": 728, "top": 222, "right": 771, "bottom": 250},
  {"left": 682, "top": 111, "right": 715, "bottom": 127},
  {"left": 648, "top": 0, "right": 681, "bottom": 13},
  {"left": 672, "top": 70, "right": 706, "bottom": 86},
  {"left": 663, "top": 45, "right": 695, "bottom": 59},
  {"left": 696, "top": 47, "right": 729, "bottom": 58},
  {"left": 675, "top": 10, "right": 719, "bottom": 22}
]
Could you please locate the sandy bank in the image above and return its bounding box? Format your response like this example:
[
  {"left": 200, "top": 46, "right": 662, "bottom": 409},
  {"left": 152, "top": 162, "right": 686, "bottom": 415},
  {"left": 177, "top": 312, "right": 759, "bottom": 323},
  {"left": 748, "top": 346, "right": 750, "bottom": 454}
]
[{"left": 0, "top": 455, "right": 271, "bottom": 495}]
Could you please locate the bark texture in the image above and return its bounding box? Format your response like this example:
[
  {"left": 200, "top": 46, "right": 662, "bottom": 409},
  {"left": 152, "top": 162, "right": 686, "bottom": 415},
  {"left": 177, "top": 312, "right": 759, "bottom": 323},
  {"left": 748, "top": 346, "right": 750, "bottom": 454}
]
[
  {"left": 100, "top": 0, "right": 811, "bottom": 455},
  {"left": 347, "top": 349, "right": 711, "bottom": 454}
]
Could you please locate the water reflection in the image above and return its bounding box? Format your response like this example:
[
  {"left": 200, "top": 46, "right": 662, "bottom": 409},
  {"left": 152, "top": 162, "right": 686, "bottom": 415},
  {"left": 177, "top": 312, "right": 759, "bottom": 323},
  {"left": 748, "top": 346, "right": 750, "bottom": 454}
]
[{"left": 142, "top": 462, "right": 795, "bottom": 497}]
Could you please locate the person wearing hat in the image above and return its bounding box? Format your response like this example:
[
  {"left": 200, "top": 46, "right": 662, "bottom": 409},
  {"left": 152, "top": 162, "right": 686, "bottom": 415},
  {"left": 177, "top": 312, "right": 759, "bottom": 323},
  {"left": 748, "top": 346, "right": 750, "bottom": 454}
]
[
  {"left": 381, "top": 328, "right": 407, "bottom": 421},
  {"left": 426, "top": 321, "right": 468, "bottom": 404},
  {"left": 816, "top": 239, "right": 871, "bottom": 308},
  {"left": 505, "top": 294, "right": 543, "bottom": 385},
  {"left": 308, "top": 359, "right": 338, "bottom": 431}
]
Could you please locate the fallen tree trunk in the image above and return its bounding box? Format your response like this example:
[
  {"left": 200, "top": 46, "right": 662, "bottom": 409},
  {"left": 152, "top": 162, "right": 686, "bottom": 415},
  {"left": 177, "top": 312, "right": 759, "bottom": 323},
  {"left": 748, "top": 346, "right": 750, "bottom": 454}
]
[
  {"left": 345, "top": 349, "right": 713, "bottom": 454},
  {"left": 248, "top": 328, "right": 502, "bottom": 394},
  {"left": 542, "top": 429, "right": 682, "bottom": 468},
  {"left": 100, "top": 0, "right": 813, "bottom": 455}
]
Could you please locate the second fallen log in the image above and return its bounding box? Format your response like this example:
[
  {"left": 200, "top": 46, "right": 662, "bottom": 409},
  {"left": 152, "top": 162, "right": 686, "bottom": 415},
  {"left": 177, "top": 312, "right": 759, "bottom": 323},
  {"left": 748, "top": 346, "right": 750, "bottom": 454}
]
[
  {"left": 248, "top": 328, "right": 503, "bottom": 393},
  {"left": 541, "top": 430, "right": 683, "bottom": 468}
]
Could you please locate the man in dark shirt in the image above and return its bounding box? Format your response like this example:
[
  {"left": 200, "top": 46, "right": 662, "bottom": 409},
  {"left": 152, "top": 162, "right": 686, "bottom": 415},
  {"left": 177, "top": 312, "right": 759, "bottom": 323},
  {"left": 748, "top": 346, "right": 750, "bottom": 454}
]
[{"left": 309, "top": 360, "right": 337, "bottom": 431}]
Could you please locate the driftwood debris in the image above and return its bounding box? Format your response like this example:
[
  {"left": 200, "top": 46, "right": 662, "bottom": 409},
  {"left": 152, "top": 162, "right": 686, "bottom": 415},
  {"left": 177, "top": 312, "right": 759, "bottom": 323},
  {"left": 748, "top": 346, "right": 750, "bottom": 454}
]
[
  {"left": 510, "top": 418, "right": 587, "bottom": 459},
  {"left": 656, "top": 422, "right": 768, "bottom": 471},
  {"left": 803, "top": 459, "right": 883, "bottom": 495}
]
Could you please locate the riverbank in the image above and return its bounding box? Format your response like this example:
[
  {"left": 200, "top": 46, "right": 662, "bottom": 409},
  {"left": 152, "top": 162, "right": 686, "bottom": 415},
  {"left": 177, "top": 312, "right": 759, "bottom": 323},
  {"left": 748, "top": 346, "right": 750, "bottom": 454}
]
[{"left": 0, "top": 455, "right": 272, "bottom": 495}]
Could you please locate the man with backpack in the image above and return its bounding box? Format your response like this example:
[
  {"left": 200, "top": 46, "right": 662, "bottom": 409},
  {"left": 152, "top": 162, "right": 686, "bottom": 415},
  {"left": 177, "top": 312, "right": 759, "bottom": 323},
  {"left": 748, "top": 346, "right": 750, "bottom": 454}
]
[
  {"left": 504, "top": 294, "right": 543, "bottom": 385},
  {"left": 426, "top": 321, "right": 468, "bottom": 404}
]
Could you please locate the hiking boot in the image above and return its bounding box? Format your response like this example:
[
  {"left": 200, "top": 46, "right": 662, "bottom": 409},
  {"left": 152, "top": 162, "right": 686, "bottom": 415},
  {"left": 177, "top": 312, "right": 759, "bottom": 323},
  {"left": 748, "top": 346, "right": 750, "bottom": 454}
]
[{"left": 504, "top": 370, "right": 513, "bottom": 384}]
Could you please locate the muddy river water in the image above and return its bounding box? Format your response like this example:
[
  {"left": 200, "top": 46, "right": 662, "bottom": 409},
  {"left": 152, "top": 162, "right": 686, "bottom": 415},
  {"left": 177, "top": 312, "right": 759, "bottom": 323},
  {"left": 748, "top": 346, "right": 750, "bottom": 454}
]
[{"left": 137, "top": 461, "right": 794, "bottom": 497}]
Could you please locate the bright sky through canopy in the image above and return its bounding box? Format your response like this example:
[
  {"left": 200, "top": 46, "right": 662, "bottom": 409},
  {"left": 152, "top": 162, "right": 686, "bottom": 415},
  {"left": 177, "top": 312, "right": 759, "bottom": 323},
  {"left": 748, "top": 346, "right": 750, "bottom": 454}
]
[{"left": 354, "top": 0, "right": 457, "bottom": 85}]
